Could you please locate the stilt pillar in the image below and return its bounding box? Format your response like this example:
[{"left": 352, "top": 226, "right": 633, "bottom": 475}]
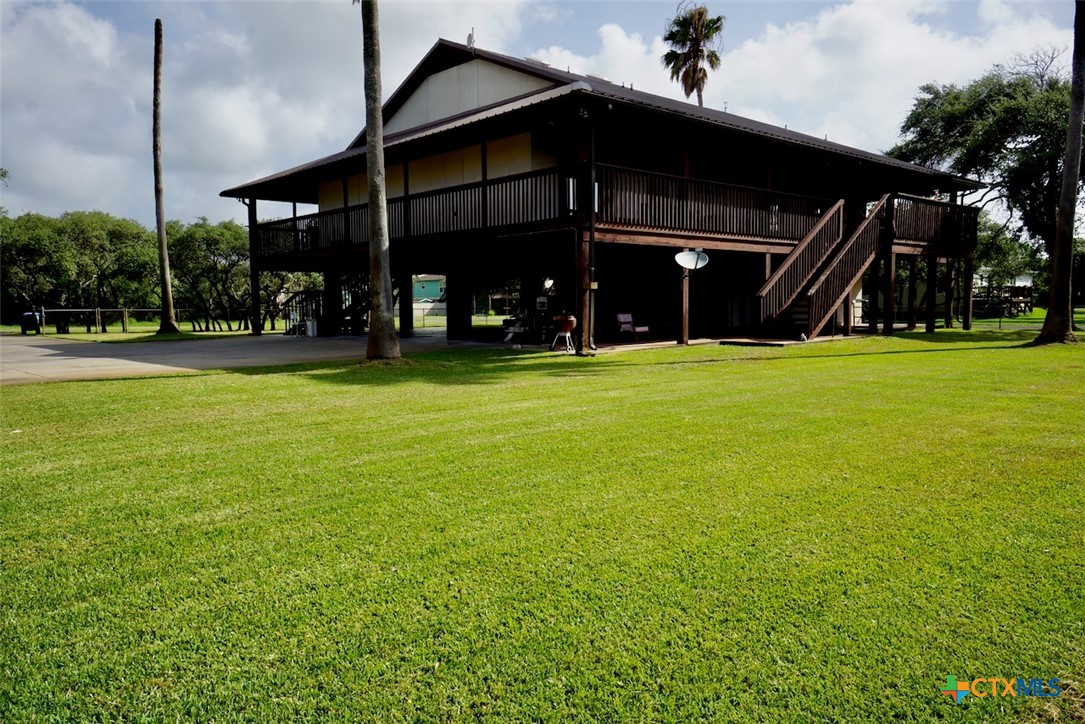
[
  {"left": 843, "top": 291, "right": 853, "bottom": 336},
  {"left": 882, "top": 251, "right": 896, "bottom": 335},
  {"left": 397, "top": 270, "right": 413, "bottom": 338},
  {"left": 247, "top": 198, "right": 262, "bottom": 335},
  {"left": 322, "top": 271, "right": 342, "bottom": 337},
  {"left": 906, "top": 256, "right": 918, "bottom": 330},
  {"left": 679, "top": 266, "right": 690, "bottom": 345},
  {"left": 577, "top": 236, "right": 590, "bottom": 353},
  {"left": 925, "top": 257, "right": 938, "bottom": 333},
  {"left": 445, "top": 272, "right": 473, "bottom": 340},
  {"left": 943, "top": 259, "right": 956, "bottom": 329},
  {"left": 867, "top": 259, "right": 880, "bottom": 334}
]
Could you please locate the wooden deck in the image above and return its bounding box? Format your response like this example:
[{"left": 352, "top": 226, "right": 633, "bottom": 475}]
[{"left": 253, "top": 164, "right": 976, "bottom": 266}]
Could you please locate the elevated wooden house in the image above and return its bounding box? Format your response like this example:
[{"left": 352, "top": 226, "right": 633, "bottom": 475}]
[{"left": 221, "top": 39, "right": 981, "bottom": 347}]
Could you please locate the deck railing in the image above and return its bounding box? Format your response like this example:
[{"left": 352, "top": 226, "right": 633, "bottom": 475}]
[
  {"left": 253, "top": 166, "right": 971, "bottom": 260},
  {"left": 255, "top": 168, "right": 567, "bottom": 256},
  {"left": 894, "top": 194, "right": 978, "bottom": 253},
  {"left": 756, "top": 200, "right": 845, "bottom": 323},
  {"left": 806, "top": 194, "right": 890, "bottom": 338},
  {"left": 595, "top": 164, "right": 831, "bottom": 240}
]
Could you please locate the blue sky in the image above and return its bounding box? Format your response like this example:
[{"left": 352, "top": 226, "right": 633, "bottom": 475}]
[{"left": 0, "top": 1, "right": 1073, "bottom": 227}]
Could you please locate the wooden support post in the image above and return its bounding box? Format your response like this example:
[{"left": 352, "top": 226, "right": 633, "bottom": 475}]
[
  {"left": 403, "top": 162, "right": 411, "bottom": 239},
  {"left": 679, "top": 265, "right": 690, "bottom": 345},
  {"left": 122, "top": 307, "right": 129, "bottom": 334},
  {"left": 322, "top": 271, "right": 342, "bottom": 337},
  {"left": 925, "top": 256, "right": 938, "bottom": 333},
  {"left": 764, "top": 253, "right": 773, "bottom": 281},
  {"left": 292, "top": 201, "right": 299, "bottom": 252},
  {"left": 882, "top": 251, "right": 896, "bottom": 335},
  {"left": 906, "top": 256, "right": 918, "bottom": 330},
  {"left": 843, "top": 292, "right": 853, "bottom": 336},
  {"left": 867, "top": 259, "right": 880, "bottom": 334},
  {"left": 962, "top": 257, "right": 975, "bottom": 331},
  {"left": 480, "top": 144, "right": 488, "bottom": 230},
  {"left": 247, "top": 198, "right": 262, "bottom": 335},
  {"left": 586, "top": 128, "right": 597, "bottom": 352},
  {"left": 445, "top": 272, "right": 472, "bottom": 340},
  {"left": 943, "top": 259, "right": 955, "bottom": 329},
  {"left": 577, "top": 237, "right": 590, "bottom": 352},
  {"left": 398, "top": 269, "right": 413, "bottom": 338},
  {"left": 881, "top": 195, "right": 897, "bottom": 335}
]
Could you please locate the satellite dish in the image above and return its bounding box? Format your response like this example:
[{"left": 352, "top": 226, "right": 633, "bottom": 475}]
[
  {"left": 467, "top": 27, "right": 475, "bottom": 49},
  {"left": 674, "top": 249, "right": 709, "bottom": 270}
]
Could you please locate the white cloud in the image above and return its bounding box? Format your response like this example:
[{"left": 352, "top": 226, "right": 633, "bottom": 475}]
[
  {"left": 0, "top": 0, "right": 1074, "bottom": 229},
  {"left": 0, "top": 0, "right": 536, "bottom": 226},
  {"left": 530, "top": 1, "right": 1072, "bottom": 152}
]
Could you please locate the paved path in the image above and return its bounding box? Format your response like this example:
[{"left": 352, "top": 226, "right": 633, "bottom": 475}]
[
  {"left": 0, "top": 333, "right": 452, "bottom": 385},
  {"left": 0, "top": 330, "right": 831, "bottom": 386}
]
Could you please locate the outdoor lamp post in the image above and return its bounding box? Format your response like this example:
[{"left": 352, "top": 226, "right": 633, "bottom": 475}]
[{"left": 675, "top": 248, "right": 709, "bottom": 344}]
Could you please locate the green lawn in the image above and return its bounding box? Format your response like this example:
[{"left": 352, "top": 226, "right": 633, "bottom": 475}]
[{"left": 1, "top": 332, "right": 1082, "bottom": 720}]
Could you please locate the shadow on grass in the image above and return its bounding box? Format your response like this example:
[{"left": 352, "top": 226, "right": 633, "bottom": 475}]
[
  {"left": 893, "top": 329, "right": 1039, "bottom": 345},
  {"left": 227, "top": 327, "right": 1065, "bottom": 387},
  {"left": 229, "top": 347, "right": 635, "bottom": 387}
]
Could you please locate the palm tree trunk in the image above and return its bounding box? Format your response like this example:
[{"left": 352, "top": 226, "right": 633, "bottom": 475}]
[
  {"left": 1036, "top": 0, "right": 1083, "bottom": 344},
  {"left": 696, "top": 87, "right": 703, "bottom": 108},
  {"left": 153, "top": 19, "right": 181, "bottom": 335},
  {"left": 360, "top": 0, "right": 400, "bottom": 359}
]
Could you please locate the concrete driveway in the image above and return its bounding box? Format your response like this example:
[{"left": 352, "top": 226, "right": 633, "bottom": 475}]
[{"left": 0, "top": 333, "right": 443, "bottom": 385}]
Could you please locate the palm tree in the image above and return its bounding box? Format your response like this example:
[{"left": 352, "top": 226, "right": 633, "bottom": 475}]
[
  {"left": 661, "top": 2, "right": 725, "bottom": 108},
  {"left": 153, "top": 19, "right": 181, "bottom": 334},
  {"left": 1036, "top": 0, "right": 1083, "bottom": 344},
  {"left": 355, "top": 0, "right": 400, "bottom": 358}
]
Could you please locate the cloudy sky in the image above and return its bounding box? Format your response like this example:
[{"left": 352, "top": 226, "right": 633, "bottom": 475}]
[{"left": 0, "top": 0, "right": 1073, "bottom": 228}]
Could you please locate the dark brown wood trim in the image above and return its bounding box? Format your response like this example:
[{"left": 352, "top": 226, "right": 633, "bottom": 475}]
[{"left": 591, "top": 229, "right": 795, "bottom": 254}]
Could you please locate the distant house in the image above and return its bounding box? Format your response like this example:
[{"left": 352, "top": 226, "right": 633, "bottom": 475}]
[
  {"left": 222, "top": 39, "right": 981, "bottom": 344},
  {"left": 412, "top": 274, "right": 445, "bottom": 302}
]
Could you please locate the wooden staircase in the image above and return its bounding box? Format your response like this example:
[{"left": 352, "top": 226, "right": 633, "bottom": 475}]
[
  {"left": 758, "top": 195, "right": 891, "bottom": 339},
  {"left": 804, "top": 194, "right": 890, "bottom": 338},
  {"left": 757, "top": 201, "right": 844, "bottom": 328}
]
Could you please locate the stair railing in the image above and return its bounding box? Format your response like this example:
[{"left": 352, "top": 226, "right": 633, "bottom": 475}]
[
  {"left": 805, "top": 194, "right": 891, "bottom": 338},
  {"left": 757, "top": 200, "right": 845, "bottom": 323}
]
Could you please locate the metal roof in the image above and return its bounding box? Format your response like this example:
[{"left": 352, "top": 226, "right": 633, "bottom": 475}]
[{"left": 221, "top": 38, "right": 981, "bottom": 202}]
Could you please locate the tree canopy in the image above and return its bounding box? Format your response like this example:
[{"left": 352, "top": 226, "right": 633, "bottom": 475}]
[
  {"left": 661, "top": 2, "right": 724, "bottom": 108},
  {"left": 0, "top": 211, "right": 312, "bottom": 332},
  {"left": 888, "top": 52, "right": 1082, "bottom": 257}
]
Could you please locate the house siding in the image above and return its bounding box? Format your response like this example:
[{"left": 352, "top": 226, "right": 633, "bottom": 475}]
[
  {"left": 384, "top": 59, "right": 554, "bottom": 135},
  {"left": 316, "top": 133, "right": 556, "bottom": 212}
]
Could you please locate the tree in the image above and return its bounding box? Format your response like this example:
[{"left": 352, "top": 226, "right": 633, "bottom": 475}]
[
  {"left": 356, "top": 0, "right": 400, "bottom": 359},
  {"left": 975, "top": 212, "right": 1036, "bottom": 290},
  {"left": 661, "top": 2, "right": 725, "bottom": 108},
  {"left": 889, "top": 52, "right": 1082, "bottom": 267},
  {"left": 153, "top": 19, "right": 181, "bottom": 334},
  {"left": 1036, "top": 3, "right": 1083, "bottom": 344},
  {"left": 171, "top": 218, "right": 250, "bottom": 331},
  {"left": 0, "top": 213, "right": 70, "bottom": 312}
]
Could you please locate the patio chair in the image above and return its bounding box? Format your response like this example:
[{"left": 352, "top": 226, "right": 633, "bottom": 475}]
[{"left": 617, "top": 313, "right": 649, "bottom": 342}]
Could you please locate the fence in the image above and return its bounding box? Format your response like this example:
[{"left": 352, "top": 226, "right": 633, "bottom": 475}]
[{"left": 34, "top": 308, "right": 249, "bottom": 334}]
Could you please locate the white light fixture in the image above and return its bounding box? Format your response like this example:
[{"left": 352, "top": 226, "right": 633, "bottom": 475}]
[{"left": 543, "top": 277, "right": 554, "bottom": 290}]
